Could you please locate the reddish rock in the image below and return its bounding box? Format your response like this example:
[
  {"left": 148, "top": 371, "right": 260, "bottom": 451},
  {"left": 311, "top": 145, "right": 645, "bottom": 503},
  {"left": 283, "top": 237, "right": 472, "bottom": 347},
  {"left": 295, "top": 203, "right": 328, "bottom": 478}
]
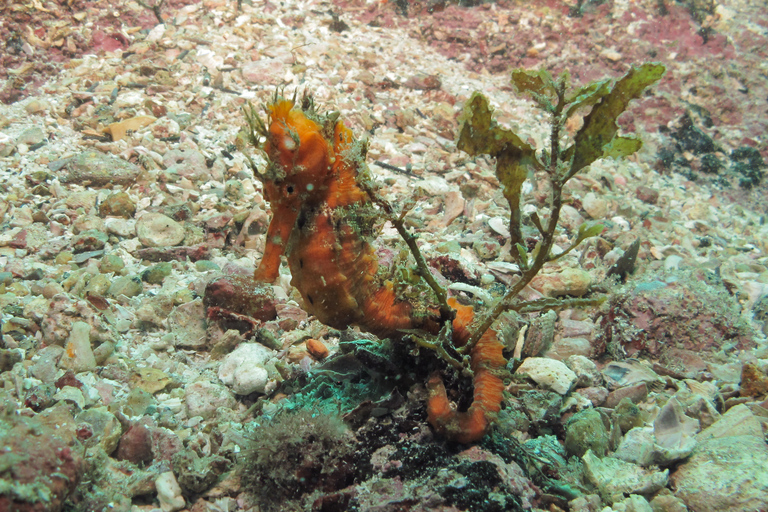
[
  {"left": 635, "top": 185, "right": 659, "bottom": 204},
  {"left": 740, "top": 362, "right": 768, "bottom": 398},
  {"left": 0, "top": 410, "right": 85, "bottom": 512}
]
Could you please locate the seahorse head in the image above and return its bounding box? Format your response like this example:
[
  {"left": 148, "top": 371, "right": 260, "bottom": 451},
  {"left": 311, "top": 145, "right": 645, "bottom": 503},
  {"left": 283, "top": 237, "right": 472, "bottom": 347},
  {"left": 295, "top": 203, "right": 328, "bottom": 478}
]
[{"left": 261, "top": 99, "right": 335, "bottom": 208}]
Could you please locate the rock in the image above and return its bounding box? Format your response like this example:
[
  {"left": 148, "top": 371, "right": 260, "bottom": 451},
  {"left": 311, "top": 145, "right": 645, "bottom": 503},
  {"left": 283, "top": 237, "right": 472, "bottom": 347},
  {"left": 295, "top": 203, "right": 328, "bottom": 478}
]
[
  {"left": 76, "top": 407, "right": 123, "bottom": 455},
  {"left": 602, "top": 360, "right": 664, "bottom": 390},
  {"left": 218, "top": 343, "right": 277, "bottom": 395},
  {"left": 53, "top": 150, "right": 140, "bottom": 187},
  {"left": 609, "top": 494, "right": 653, "bottom": 512},
  {"left": 99, "top": 191, "right": 136, "bottom": 218},
  {"left": 242, "top": 58, "right": 288, "bottom": 85},
  {"left": 107, "top": 276, "right": 143, "bottom": 298},
  {"left": 172, "top": 449, "right": 231, "bottom": 494},
  {"left": 566, "top": 355, "right": 600, "bottom": 387},
  {"left": 516, "top": 357, "right": 577, "bottom": 394},
  {"left": 104, "top": 217, "right": 135, "bottom": 237},
  {"left": 635, "top": 186, "right": 659, "bottom": 204},
  {"left": 739, "top": 361, "right": 768, "bottom": 397},
  {"left": 565, "top": 408, "right": 610, "bottom": 458},
  {"left": 162, "top": 147, "right": 209, "bottom": 180},
  {"left": 155, "top": 471, "right": 185, "bottom": 512},
  {"left": 16, "top": 126, "right": 45, "bottom": 145},
  {"left": 204, "top": 274, "right": 278, "bottom": 321},
  {"left": 99, "top": 254, "right": 126, "bottom": 274},
  {"left": 531, "top": 268, "right": 592, "bottom": 297},
  {"left": 695, "top": 403, "right": 763, "bottom": 442},
  {"left": 72, "top": 229, "right": 109, "bottom": 253},
  {"left": 612, "top": 398, "right": 645, "bottom": 434},
  {"left": 184, "top": 381, "right": 236, "bottom": 419},
  {"left": 649, "top": 493, "right": 688, "bottom": 512},
  {"left": 605, "top": 383, "right": 649, "bottom": 409},
  {"left": 582, "top": 191, "right": 608, "bottom": 219},
  {"left": 136, "top": 213, "right": 185, "bottom": 247},
  {"left": 671, "top": 435, "right": 768, "bottom": 511},
  {"left": 59, "top": 321, "right": 97, "bottom": 373},
  {"left": 115, "top": 420, "right": 153, "bottom": 465},
  {"left": 0, "top": 409, "right": 85, "bottom": 512},
  {"left": 545, "top": 336, "right": 593, "bottom": 359},
  {"left": 142, "top": 262, "right": 173, "bottom": 284},
  {"left": 583, "top": 450, "right": 668, "bottom": 503},
  {"left": 574, "top": 386, "right": 609, "bottom": 407},
  {"left": 169, "top": 298, "right": 208, "bottom": 349}
]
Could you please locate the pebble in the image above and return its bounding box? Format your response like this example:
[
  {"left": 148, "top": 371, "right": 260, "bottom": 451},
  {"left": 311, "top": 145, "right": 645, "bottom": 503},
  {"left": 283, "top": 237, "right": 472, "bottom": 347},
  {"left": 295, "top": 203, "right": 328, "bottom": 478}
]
[
  {"left": 582, "top": 191, "right": 609, "bottom": 219},
  {"left": 59, "top": 321, "right": 97, "bottom": 373},
  {"left": 184, "top": 381, "right": 236, "bottom": 419},
  {"left": 565, "top": 408, "right": 610, "bottom": 457},
  {"left": 516, "top": 357, "right": 577, "bottom": 395},
  {"left": 104, "top": 217, "right": 135, "bottom": 237},
  {"left": 107, "top": 276, "right": 143, "bottom": 298},
  {"left": 72, "top": 229, "right": 109, "bottom": 253},
  {"left": 99, "top": 191, "right": 137, "bottom": 218},
  {"left": 583, "top": 450, "right": 669, "bottom": 502},
  {"left": 99, "top": 254, "right": 126, "bottom": 274},
  {"left": 531, "top": 268, "right": 592, "bottom": 297},
  {"left": 16, "top": 126, "right": 45, "bottom": 145},
  {"left": 54, "top": 150, "right": 141, "bottom": 187},
  {"left": 156, "top": 472, "right": 186, "bottom": 512},
  {"left": 136, "top": 213, "right": 186, "bottom": 247},
  {"left": 218, "top": 343, "right": 277, "bottom": 395}
]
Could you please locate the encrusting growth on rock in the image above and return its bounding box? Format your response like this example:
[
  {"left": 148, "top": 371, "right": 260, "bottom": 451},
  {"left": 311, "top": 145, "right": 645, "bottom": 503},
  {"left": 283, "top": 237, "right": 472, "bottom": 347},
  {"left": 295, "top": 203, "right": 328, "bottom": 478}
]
[{"left": 241, "top": 94, "right": 507, "bottom": 442}]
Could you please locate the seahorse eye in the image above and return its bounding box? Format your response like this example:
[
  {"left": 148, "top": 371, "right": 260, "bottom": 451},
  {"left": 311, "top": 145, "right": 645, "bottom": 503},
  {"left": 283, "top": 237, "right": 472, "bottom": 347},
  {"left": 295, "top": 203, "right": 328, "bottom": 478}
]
[
  {"left": 282, "top": 135, "right": 296, "bottom": 151},
  {"left": 286, "top": 185, "right": 295, "bottom": 194}
]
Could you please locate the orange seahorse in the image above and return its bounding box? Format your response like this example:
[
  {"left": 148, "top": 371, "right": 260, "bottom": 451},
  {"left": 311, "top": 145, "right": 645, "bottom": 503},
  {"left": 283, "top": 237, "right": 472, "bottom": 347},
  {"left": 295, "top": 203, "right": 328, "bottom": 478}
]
[{"left": 249, "top": 96, "right": 507, "bottom": 443}]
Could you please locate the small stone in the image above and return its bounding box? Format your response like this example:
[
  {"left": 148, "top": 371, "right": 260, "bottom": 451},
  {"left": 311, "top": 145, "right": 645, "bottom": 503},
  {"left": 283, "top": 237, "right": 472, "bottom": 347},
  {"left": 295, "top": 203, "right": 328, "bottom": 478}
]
[
  {"left": 104, "top": 217, "right": 135, "bottom": 237},
  {"left": 739, "top": 362, "right": 768, "bottom": 397},
  {"left": 76, "top": 407, "right": 122, "bottom": 455},
  {"left": 100, "top": 254, "right": 125, "bottom": 274},
  {"left": 218, "top": 343, "right": 277, "bottom": 395},
  {"left": 54, "top": 150, "right": 140, "bottom": 187},
  {"left": 169, "top": 299, "right": 208, "bottom": 349},
  {"left": 116, "top": 421, "right": 153, "bottom": 465},
  {"left": 184, "top": 381, "right": 236, "bottom": 419},
  {"left": 305, "top": 338, "right": 329, "bottom": 360},
  {"left": 582, "top": 192, "right": 608, "bottom": 219},
  {"left": 99, "top": 191, "right": 136, "bottom": 218},
  {"left": 162, "top": 148, "right": 209, "bottom": 180},
  {"left": 72, "top": 229, "right": 109, "bottom": 253},
  {"left": 242, "top": 58, "right": 287, "bottom": 85},
  {"left": 25, "top": 99, "right": 50, "bottom": 114},
  {"left": 473, "top": 239, "right": 501, "bottom": 260},
  {"left": 107, "top": 276, "right": 143, "bottom": 298},
  {"left": 583, "top": 450, "right": 668, "bottom": 501},
  {"left": 613, "top": 397, "right": 645, "bottom": 434},
  {"left": 671, "top": 435, "right": 768, "bottom": 512},
  {"left": 605, "top": 383, "right": 649, "bottom": 408},
  {"left": 195, "top": 260, "right": 220, "bottom": 272},
  {"left": 84, "top": 274, "right": 111, "bottom": 296},
  {"left": 59, "top": 321, "right": 97, "bottom": 373},
  {"left": 136, "top": 213, "right": 185, "bottom": 247},
  {"left": 142, "top": 262, "right": 173, "bottom": 284},
  {"left": 565, "top": 408, "right": 610, "bottom": 458},
  {"left": 156, "top": 471, "right": 185, "bottom": 512},
  {"left": 531, "top": 268, "right": 592, "bottom": 297},
  {"left": 566, "top": 355, "right": 600, "bottom": 387},
  {"left": 635, "top": 185, "right": 659, "bottom": 204},
  {"left": 516, "top": 357, "right": 577, "bottom": 395},
  {"left": 16, "top": 126, "right": 45, "bottom": 145}
]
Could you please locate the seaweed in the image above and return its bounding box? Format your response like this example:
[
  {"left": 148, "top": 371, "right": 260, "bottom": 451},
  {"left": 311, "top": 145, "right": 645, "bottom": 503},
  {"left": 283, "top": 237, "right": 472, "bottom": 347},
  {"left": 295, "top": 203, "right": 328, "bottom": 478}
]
[{"left": 457, "top": 63, "right": 665, "bottom": 351}]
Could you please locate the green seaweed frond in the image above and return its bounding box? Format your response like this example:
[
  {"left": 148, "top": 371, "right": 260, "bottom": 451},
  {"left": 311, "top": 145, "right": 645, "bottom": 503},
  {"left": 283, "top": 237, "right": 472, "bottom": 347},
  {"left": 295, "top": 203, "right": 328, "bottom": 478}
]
[{"left": 456, "top": 63, "right": 665, "bottom": 353}]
